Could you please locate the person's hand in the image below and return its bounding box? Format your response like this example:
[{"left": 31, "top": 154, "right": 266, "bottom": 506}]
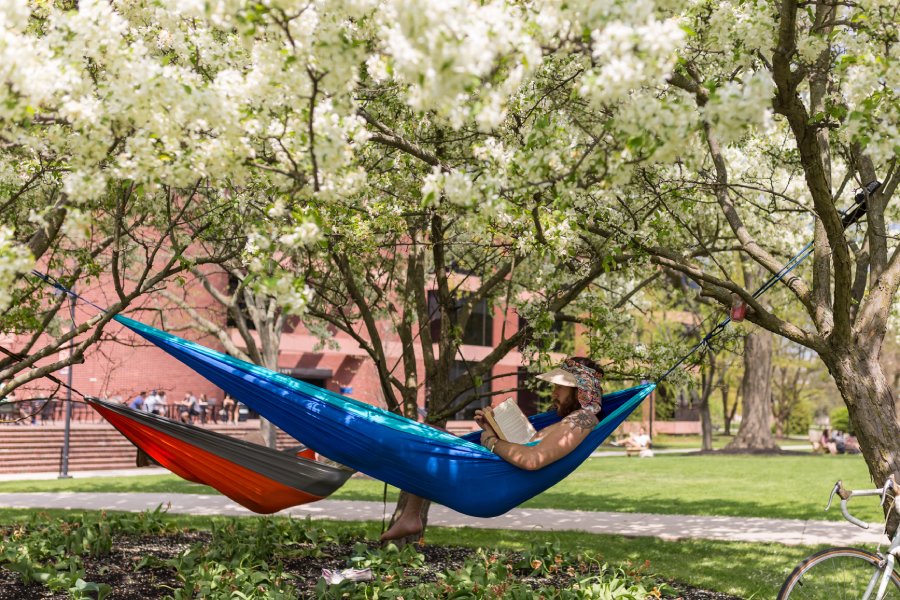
[{"left": 474, "top": 408, "right": 495, "bottom": 431}]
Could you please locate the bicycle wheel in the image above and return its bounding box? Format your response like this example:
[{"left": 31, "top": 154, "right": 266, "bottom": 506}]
[{"left": 778, "top": 547, "right": 900, "bottom": 599}]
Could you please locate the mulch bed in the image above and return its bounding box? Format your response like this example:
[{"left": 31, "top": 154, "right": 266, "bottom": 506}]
[{"left": 0, "top": 533, "right": 743, "bottom": 599}]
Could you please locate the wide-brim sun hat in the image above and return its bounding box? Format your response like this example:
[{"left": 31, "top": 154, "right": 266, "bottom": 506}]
[
  {"left": 535, "top": 359, "right": 604, "bottom": 414},
  {"left": 534, "top": 367, "right": 578, "bottom": 387}
]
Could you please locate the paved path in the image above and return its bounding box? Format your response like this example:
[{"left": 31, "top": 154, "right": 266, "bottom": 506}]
[
  {"left": 0, "top": 467, "right": 171, "bottom": 482},
  {"left": 0, "top": 492, "right": 887, "bottom": 547},
  {"left": 0, "top": 445, "right": 814, "bottom": 480}
]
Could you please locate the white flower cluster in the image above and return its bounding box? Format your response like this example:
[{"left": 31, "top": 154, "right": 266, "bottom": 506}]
[
  {"left": 420, "top": 168, "right": 475, "bottom": 207},
  {"left": 702, "top": 70, "right": 775, "bottom": 144},
  {"left": 704, "top": 0, "right": 777, "bottom": 61},
  {"left": 375, "top": 0, "right": 541, "bottom": 129},
  {"left": 312, "top": 103, "right": 371, "bottom": 199},
  {"left": 0, "top": 226, "right": 34, "bottom": 311},
  {"left": 279, "top": 221, "right": 322, "bottom": 248},
  {"left": 0, "top": 1, "right": 77, "bottom": 124},
  {"left": 261, "top": 275, "right": 314, "bottom": 316},
  {"left": 612, "top": 88, "right": 702, "bottom": 166},
  {"left": 838, "top": 38, "right": 900, "bottom": 163},
  {"left": 578, "top": 17, "right": 685, "bottom": 105},
  {"left": 541, "top": 212, "right": 579, "bottom": 256}
]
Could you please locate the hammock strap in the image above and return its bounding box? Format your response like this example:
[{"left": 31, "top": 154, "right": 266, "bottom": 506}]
[
  {"left": 29, "top": 270, "right": 108, "bottom": 314},
  {"left": 656, "top": 242, "right": 813, "bottom": 383},
  {"left": 657, "top": 181, "right": 879, "bottom": 384}
]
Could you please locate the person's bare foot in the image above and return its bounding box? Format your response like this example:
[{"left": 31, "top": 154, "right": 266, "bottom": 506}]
[{"left": 379, "top": 514, "right": 423, "bottom": 541}]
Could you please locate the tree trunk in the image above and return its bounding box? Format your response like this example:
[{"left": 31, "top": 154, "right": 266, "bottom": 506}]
[
  {"left": 828, "top": 348, "right": 900, "bottom": 521},
  {"left": 699, "top": 393, "right": 713, "bottom": 451},
  {"left": 259, "top": 344, "right": 281, "bottom": 448},
  {"left": 259, "top": 417, "right": 278, "bottom": 448},
  {"left": 699, "top": 356, "right": 715, "bottom": 452},
  {"left": 726, "top": 329, "right": 779, "bottom": 450},
  {"left": 722, "top": 383, "right": 735, "bottom": 436}
]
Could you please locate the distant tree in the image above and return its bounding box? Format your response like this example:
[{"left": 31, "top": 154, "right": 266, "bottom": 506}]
[
  {"left": 771, "top": 339, "right": 820, "bottom": 438},
  {"left": 830, "top": 406, "right": 852, "bottom": 435}
]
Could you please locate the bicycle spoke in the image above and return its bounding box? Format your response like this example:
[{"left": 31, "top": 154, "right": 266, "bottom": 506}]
[{"left": 782, "top": 551, "right": 900, "bottom": 599}]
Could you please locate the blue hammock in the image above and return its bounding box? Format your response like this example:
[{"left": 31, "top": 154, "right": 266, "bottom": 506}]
[{"left": 116, "top": 315, "right": 654, "bottom": 518}]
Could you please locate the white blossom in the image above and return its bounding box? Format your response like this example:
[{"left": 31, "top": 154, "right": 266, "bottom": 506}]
[{"left": 0, "top": 226, "right": 33, "bottom": 311}]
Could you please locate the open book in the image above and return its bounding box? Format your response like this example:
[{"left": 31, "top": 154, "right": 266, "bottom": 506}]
[{"left": 483, "top": 398, "right": 537, "bottom": 445}]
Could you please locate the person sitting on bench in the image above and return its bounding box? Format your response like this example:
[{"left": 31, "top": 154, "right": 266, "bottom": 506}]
[{"left": 624, "top": 426, "right": 651, "bottom": 456}]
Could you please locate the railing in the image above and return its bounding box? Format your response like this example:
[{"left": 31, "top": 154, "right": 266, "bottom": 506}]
[
  {"left": 0, "top": 399, "right": 104, "bottom": 425},
  {"left": 0, "top": 399, "right": 246, "bottom": 426}
]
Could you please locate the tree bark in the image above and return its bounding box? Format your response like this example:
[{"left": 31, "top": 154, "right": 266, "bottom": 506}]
[
  {"left": 259, "top": 334, "right": 281, "bottom": 449},
  {"left": 722, "top": 387, "right": 732, "bottom": 436},
  {"left": 699, "top": 355, "right": 716, "bottom": 452},
  {"left": 828, "top": 349, "right": 900, "bottom": 494},
  {"left": 699, "top": 390, "right": 713, "bottom": 452},
  {"left": 719, "top": 368, "right": 737, "bottom": 436},
  {"left": 726, "top": 329, "right": 779, "bottom": 450}
]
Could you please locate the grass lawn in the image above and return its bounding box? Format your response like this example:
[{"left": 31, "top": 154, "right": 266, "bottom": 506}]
[
  {"left": 521, "top": 453, "right": 879, "bottom": 522},
  {"left": 0, "top": 453, "right": 877, "bottom": 521},
  {"left": 599, "top": 433, "right": 809, "bottom": 451},
  {"left": 0, "top": 507, "right": 819, "bottom": 598}
]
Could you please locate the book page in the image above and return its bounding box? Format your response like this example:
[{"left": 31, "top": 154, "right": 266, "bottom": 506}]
[{"left": 488, "top": 398, "right": 536, "bottom": 445}]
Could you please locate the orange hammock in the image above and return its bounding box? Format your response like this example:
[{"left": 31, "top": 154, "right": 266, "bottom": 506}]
[{"left": 88, "top": 398, "right": 353, "bottom": 514}]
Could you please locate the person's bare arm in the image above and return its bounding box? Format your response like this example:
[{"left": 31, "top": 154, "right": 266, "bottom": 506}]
[{"left": 488, "top": 410, "right": 597, "bottom": 471}]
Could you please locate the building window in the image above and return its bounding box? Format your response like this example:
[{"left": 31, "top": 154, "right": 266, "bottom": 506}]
[
  {"left": 225, "top": 274, "right": 256, "bottom": 330},
  {"left": 428, "top": 292, "right": 493, "bottom": 346},
  {"left": 517, "top": 367, "right": 540, "bottom": 416}
]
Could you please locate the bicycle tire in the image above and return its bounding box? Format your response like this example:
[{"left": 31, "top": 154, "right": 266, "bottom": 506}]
[{"left": 778, "top": 547, "right": 900, "bottom": 599}]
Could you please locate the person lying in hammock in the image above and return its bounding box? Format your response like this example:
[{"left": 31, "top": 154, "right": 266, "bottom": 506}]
[{"left": 380, "top": 357, "right": 604, "bottom": 541}]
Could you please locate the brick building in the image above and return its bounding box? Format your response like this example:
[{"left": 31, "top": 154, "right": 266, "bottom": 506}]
[{"left": 7, "top": 274, "right": 539, "bottom": 428}]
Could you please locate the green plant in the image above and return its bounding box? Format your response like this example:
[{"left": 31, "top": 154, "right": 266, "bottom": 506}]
[
  {"left": 69, "top": 578, "right": 112, "bottom": 600},
  {"left": 0, "top": 506, "right": 815, "bottom": 597},
  {"left": 348, "top": 541, "right": 425, "bottom": 571},
  {"left": 830, "top": 406, "right": 852, "bottom": 434},
  {"left": 0, "top": 512, "right": 118, "bottom": 594},
  {"left": 786, "top": 399, "right": 813, "bottom": 435}
]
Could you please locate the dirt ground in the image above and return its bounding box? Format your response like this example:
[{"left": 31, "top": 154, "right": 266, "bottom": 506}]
[{"left": 0, "top": 533, "right": 742, "bottom": 599}]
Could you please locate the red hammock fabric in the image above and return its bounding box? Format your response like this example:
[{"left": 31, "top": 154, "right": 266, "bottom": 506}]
[{"left": 89, "top": 399, "right": 352, "bottom": 514}]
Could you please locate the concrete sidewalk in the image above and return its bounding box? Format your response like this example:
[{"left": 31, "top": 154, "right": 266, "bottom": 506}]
[
  {"left": 0, "top": 445, "right": 815, "bottom": 479},
  {"left": 0, "top": 492, "right": 887, "bottom": 547},
  {"left": 0, "top": 467, "right": 171, "bottom": 482}
]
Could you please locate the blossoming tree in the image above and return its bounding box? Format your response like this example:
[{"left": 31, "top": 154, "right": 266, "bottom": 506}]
[
  {"left": 554, "top": 0, "right": 899, "bottom": 480},
  {"left": 3, "top": 0, "right": 899, "bottom": 526}
]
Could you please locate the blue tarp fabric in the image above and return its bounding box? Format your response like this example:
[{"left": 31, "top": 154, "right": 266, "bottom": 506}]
[{"left": 117, "top": 315, "right": 655, "bottom": 518}]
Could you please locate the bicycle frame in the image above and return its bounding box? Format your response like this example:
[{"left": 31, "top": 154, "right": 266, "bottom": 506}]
[
  {"left": 830, "top": 478, "right": 900, "bottom": 600},
  {"left": 863, "top": 533, "right": 900, "bottom": 599}
]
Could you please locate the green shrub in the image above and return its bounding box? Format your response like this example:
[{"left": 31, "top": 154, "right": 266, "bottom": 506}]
[
  {"left": 3, "top": 510, "right": 671, "bottom": 599},
  {"left": 830, "top": 406, "right": 852, "bottom": 434},
  {"left": 786, "top": 399, "right": 813, "bottom": 435}
]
